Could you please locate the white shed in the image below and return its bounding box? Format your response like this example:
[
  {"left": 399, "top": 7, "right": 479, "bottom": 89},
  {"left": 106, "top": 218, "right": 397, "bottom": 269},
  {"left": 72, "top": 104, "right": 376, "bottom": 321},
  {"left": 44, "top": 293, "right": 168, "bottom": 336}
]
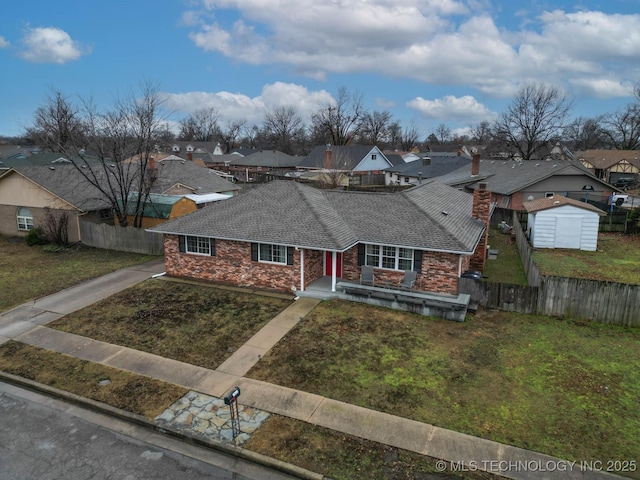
[{"left": 523, "top": 196, "right": 606, "bottom": 251}]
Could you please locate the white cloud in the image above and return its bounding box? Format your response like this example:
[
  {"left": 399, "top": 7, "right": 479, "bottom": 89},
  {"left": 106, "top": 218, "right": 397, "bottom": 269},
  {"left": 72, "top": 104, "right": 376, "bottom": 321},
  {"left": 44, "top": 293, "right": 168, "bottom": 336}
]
[
  {"left": 20, "top": 27, "right": 88, "bottom": 64},
  {"left": 407, "top": 95, "right": 495, "bottom": 122},
  {"left": 184, "top": 1, "right": 640, "bottom": 101},
  {"left": 0, "top": 36, "right": 9, "bottom": 48},
  {"left": 163, "top": 82, "right": 333, "bottom": 124}
]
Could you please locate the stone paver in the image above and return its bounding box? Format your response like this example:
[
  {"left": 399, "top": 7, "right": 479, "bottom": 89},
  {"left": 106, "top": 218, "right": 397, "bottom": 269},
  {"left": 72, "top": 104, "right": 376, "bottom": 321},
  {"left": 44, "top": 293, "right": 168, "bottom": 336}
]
[{"left": 155, "top": 391, "right": 271, "bottom": 446}]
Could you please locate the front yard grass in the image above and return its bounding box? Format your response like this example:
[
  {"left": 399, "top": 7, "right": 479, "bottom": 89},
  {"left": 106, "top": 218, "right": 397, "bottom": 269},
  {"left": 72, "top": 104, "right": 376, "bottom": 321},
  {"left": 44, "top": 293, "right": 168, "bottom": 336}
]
[
  {"left": 0, "top": 341, "right": 187, "bottom": 418},
  {"left": 248, "top": 300, "right": 640, "bottom": 466},
  {"left": 49, "top": 280, "right": 292, "bottom": 369},
  {"left": 0, "top": 235, "right": 156, "bottom": 312},
  {"left": 532, "top": 232, "right": 640, "bottom": 284}
]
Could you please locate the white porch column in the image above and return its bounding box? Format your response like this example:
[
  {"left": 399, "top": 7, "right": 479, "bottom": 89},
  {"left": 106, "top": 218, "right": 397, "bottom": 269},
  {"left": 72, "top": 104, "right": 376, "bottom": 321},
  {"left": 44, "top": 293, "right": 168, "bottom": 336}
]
[
  {"left": 299, "top": 248, "right": 305, "bottom": 291},
  {"left": 331, "top": 251, "right": 337, "bottom": 292}
]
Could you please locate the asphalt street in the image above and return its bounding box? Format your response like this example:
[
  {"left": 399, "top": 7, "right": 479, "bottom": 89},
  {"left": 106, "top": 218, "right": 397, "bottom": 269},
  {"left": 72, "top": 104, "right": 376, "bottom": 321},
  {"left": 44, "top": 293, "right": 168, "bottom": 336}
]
[{"left": 0, "top": 382, "right": 299, "bottom": 480}]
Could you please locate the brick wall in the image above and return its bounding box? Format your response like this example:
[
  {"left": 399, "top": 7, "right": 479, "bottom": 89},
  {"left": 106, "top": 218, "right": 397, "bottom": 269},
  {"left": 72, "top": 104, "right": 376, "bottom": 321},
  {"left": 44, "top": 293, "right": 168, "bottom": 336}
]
[
  {"left": 303, "top": 249, "right": 324, "bottom": 289},
  {"left": 164, "top": 235, "right": 301, "bottom": 293}
]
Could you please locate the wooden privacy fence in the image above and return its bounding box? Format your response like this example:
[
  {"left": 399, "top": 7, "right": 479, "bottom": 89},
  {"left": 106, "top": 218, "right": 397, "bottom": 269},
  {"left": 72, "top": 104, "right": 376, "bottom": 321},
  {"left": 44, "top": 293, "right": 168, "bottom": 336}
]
[
  {"left": 459, "top": 211, "right": 640, "bottom": 326},
  {"left": 79, "top": 221, "right": 163, "bottom": 255}
]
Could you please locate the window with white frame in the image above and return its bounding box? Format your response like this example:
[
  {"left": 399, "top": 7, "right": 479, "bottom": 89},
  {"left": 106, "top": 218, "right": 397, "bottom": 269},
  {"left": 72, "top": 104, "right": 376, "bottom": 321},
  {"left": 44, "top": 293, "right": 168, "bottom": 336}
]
[
  {"left": 186, "top": 236, "right": 211, "bottom": 255},
  {"left": 365, "top": 244, "right": 414, "bottom": 271},
  {"left": 17, "top": 207, "right": 33, "bottom": 231},
  {"left": 259, "top": 243, "right": 287, "bottom": 264}
]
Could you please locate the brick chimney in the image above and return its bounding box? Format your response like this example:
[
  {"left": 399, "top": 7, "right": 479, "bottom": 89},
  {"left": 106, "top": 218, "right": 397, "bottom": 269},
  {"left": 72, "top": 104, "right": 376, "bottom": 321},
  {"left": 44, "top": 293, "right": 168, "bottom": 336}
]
[
  {"left": 422, "top": 156, "right": 431, "bottom": 166},
  {"left": 186, "top": 151, "right": 193, "bottom": 161},
  {"left": 469, "top": 182, "right": 491, "bottom": 272},
  {"left": 324, "top": 144, "right": 333, "bottom": 168},
  {"left": 471, "top": 153, "right": 480, "bottom": 176}
]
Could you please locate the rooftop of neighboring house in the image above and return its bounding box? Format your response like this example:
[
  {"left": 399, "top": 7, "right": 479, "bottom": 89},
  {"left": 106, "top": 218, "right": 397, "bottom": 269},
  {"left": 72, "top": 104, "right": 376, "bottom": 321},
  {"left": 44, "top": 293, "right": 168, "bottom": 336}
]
[
  {"left": 149, "top": 155, "right": 241, "bottom": 195},
  {"left": 385, "top": 152, "right": 473, "bottom": 179},
  {"left": 298, "top": 145, "right": 393, "bottom": 171},
  {"left": 574, "top": 149, "right": 640, "bottom": 169},
  {"left": 223, "top": 150, "right": 302, "bottom": 168},
  {"left": 523, "top": 195, "right": 606, "bottom": 215},
  {"left": 149, "top": 179, "right": 486, "bottom": 254},
  {"left": 5, "top": 164, "right": 113, "bottom": 211},
  {"left": 434, "top": 157, "right": 609, "bottom": 195}
]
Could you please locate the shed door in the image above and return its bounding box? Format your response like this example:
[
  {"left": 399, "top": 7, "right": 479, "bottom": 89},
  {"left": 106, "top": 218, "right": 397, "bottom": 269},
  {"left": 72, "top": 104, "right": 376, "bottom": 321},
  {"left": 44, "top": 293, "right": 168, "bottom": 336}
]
[{"left": 554, "top": 216, "right": 582, "bottom": 249}]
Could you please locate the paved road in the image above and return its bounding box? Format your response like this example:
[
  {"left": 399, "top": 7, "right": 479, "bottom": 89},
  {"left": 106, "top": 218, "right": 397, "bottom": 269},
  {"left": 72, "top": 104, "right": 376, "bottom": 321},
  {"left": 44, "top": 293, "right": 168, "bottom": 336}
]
[{"left": 0, "top": 382, "right": 298, "bottom": 480}]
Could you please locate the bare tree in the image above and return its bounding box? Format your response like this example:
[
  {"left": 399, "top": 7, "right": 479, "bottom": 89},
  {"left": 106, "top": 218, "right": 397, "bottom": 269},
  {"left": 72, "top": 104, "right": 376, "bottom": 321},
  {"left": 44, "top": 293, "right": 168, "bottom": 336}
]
[
  {"left": 400, "top": 121, "right": 421, "bottom": 151},
  {"left": 601, "top": 105, "right": 640, "bottom": 150},
  {"left": 311, "top": 87, "right": 367, "bottom": 145},
  {"left": 435, "top": 123, "right": 452, "bottom": 143},
  {"left": 469, "top": 120, "right": 493, "bottom": 144},
  {"left": 26, "top": 89, "right": 85, "bottom": 152},
  {"left": 493, "top": 83, "right": 572, "bottom": 160},
  {"left": 219, "top": 119, "right": 247, "bottom": 153},
  {"left": 387, "top": 121, "right": 402, "bottom": 150},
  {"left": 42, "top": 207, "right": 70, "bottom": 246},
  {"left": 178, "top": 107, "right": 221, "bottom": 141},
  {"left": 28, "top": 82, "right": 168, "bottom": 228},
  {"left": 262, "top": 106, "right": 305, "bottom": 154},
  {"left": 563, "top": 116, "right": 608, "bottom": 151},
  {"left": 359, "top": 110, "right": 393, "bottom": 146}
]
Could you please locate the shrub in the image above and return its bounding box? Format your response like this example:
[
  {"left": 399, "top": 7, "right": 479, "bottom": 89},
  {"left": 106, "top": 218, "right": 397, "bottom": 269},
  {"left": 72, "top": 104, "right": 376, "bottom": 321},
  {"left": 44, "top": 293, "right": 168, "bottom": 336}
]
[{"left": 25, "top": 227, "right": 48, "bottom": 246}]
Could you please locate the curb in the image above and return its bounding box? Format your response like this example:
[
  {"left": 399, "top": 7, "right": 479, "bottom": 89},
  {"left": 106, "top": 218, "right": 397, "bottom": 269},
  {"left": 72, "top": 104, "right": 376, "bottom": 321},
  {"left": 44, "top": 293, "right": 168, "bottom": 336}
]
[{"left": 0, "top": 371, "right": 325, "bottom": 480}]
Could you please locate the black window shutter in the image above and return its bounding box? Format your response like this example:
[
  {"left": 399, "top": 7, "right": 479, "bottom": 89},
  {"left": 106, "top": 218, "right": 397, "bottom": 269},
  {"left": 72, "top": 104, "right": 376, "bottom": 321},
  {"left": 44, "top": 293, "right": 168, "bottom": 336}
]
[
  {"left": 357, "top": 244, "right": 365, "bottom": 266},
  {"left": 209, "top": 238, "right": 216, "bottom": 256},
  {"left": 179, "top": 235, "right": 186, "bottom": 253},
  {"left": 413, "top": 250, "right": 423, "bottom": 273},
  {"left": 251, "top": 243, "right": 258, "bottom": 261},
  {"left": 287, "top": 246, "right": 294, "bottom": 266}
]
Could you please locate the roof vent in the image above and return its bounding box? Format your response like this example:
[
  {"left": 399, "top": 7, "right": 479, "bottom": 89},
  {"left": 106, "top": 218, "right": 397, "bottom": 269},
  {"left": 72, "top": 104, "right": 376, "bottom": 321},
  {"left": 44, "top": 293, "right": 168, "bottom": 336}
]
[
  {"left": 554, "top": 200, "right": 560, "bottom": 205},
  {"left": 441, "top": 211, "right": 449, "bottom": 216},
  {"left": 49, "top": 166, "right": 55, "bottom": 170}
]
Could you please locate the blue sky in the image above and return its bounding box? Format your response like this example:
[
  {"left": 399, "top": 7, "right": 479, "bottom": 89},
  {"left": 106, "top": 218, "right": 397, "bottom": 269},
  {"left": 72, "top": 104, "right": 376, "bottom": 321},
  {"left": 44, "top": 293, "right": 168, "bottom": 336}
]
[{"left": 1, "top": 0, "right": 639, "bottom": 139}]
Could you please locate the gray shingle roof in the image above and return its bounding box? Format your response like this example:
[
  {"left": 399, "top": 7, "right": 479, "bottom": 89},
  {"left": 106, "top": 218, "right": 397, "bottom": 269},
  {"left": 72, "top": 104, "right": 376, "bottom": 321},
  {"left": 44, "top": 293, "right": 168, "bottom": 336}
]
[
  {"left": 151, "top": 157, "right": 241, "bottom": 194},
  {"left": 298, "top": 145, "right": 391, "bottom": 171},
  {"left": 9, "top": 164, "right": 113, "bottom": 211},
  {"left": 435, "top": 158, "right": 604, "bottom": 194},
  {"left": 226, "top": 150, "right": 302, "bottom": 168},
  {"left": 385, "top": 154, "right": 472, "bottom": 178},
  {"left": 150, "top": 180, "right": 484, "bottom": 254}
]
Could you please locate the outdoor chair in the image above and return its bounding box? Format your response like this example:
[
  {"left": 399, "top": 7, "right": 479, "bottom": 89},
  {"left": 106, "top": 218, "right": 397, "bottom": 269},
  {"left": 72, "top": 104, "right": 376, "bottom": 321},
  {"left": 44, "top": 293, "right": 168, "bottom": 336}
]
[
  {"left": 360, "top": 265, "right": 374, "bottom": 286},
  {"left": 398, "top": 270, "right": 417, "bottom": 291}
]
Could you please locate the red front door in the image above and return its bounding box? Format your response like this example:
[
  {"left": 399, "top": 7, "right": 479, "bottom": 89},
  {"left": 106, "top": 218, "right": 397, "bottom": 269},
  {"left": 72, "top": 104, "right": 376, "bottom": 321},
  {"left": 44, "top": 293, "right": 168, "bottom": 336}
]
[{"left": 325, "top": 252, "right": 342, "bottom": 277}]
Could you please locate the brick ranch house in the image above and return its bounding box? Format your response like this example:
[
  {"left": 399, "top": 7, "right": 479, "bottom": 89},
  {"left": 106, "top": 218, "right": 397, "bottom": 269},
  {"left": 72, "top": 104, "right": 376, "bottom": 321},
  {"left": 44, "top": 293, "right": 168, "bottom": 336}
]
[{"left": 149, "top": 180, "right": 492, "bottom": 296}]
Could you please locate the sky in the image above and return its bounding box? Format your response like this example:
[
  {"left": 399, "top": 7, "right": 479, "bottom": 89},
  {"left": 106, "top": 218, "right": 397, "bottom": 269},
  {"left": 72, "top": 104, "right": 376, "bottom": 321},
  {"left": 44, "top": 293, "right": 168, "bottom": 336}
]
[{"left": 1, "top": 0, "right": 640, "bottom": 140}]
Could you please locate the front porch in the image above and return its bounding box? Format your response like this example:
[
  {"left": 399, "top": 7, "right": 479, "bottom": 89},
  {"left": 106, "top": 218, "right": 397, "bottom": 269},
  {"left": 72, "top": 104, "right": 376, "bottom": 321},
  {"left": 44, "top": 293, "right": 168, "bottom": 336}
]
[{"left": 296, "top": 276, "right": 471, "bottom": 322}]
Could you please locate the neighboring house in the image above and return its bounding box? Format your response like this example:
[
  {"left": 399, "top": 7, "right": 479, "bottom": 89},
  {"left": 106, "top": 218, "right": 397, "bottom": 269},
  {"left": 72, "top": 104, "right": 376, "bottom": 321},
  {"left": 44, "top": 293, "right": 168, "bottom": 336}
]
[
  {"left": 297, "top": 145, "right": 397, "bottom": 182},
  {"left": 523, "top": 196, "right": 606, "bottom": 251},
  {"left": 149, "top": 180, "right": 492, "bottom": 297},
  {"left": 384, "top": 152, "right": 472, "bottom": 186},
  {"left": 222, "top": 150, "right": 302, "bottom": 181},
  {"left": 575, "top": 149, "right": 640, "bottom": 184},
  {"left": 0, "top": 165, "right": 112, "bottom": 242},
  {"left": 435, "top": 155, "right": 616, "bottom": 211},
  {"left": 146, "top": 155, "right": 241, "bottom": 197}
]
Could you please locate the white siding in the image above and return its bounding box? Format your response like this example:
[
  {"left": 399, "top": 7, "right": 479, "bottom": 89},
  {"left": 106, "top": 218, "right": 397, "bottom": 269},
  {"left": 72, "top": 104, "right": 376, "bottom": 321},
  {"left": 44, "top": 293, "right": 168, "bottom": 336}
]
[
  {"left": 529, "top": 204, "right": 600, "bottom": 251},
  {"left": 354, "top": 147, "right": 392, "bottom": 172}
]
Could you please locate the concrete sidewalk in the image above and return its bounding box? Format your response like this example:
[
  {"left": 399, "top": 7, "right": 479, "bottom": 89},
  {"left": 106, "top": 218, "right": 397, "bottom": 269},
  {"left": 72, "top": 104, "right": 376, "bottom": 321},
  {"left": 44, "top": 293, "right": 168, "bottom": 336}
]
[{"left": 1, "top": 265, "right": 618, "bottom": 480}]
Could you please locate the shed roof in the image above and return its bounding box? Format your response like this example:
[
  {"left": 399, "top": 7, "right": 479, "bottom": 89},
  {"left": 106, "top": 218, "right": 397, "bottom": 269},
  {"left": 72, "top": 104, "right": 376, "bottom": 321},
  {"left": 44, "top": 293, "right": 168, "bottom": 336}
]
[{"left": 523, "top": 195, "right": 606, "bottom": 215}]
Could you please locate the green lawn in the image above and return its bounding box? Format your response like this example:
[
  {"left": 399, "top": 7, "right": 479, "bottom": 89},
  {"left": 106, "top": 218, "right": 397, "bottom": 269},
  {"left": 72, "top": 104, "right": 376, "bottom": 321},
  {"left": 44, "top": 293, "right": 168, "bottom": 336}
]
[
  {"left": 482, "top": 228, "right": 527, "bottom": 284},
  {"left": 50, "top": 280, "right": 292, "bottom": 369},
  {"left": 248, "top": 300, "right": 640, "bottom": 467},
  {"left": 532, "top": 233, "right": 640, "bottom": 284},
  {"left": 0, "top": 235, "right": 156, "bottom": 311}
]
